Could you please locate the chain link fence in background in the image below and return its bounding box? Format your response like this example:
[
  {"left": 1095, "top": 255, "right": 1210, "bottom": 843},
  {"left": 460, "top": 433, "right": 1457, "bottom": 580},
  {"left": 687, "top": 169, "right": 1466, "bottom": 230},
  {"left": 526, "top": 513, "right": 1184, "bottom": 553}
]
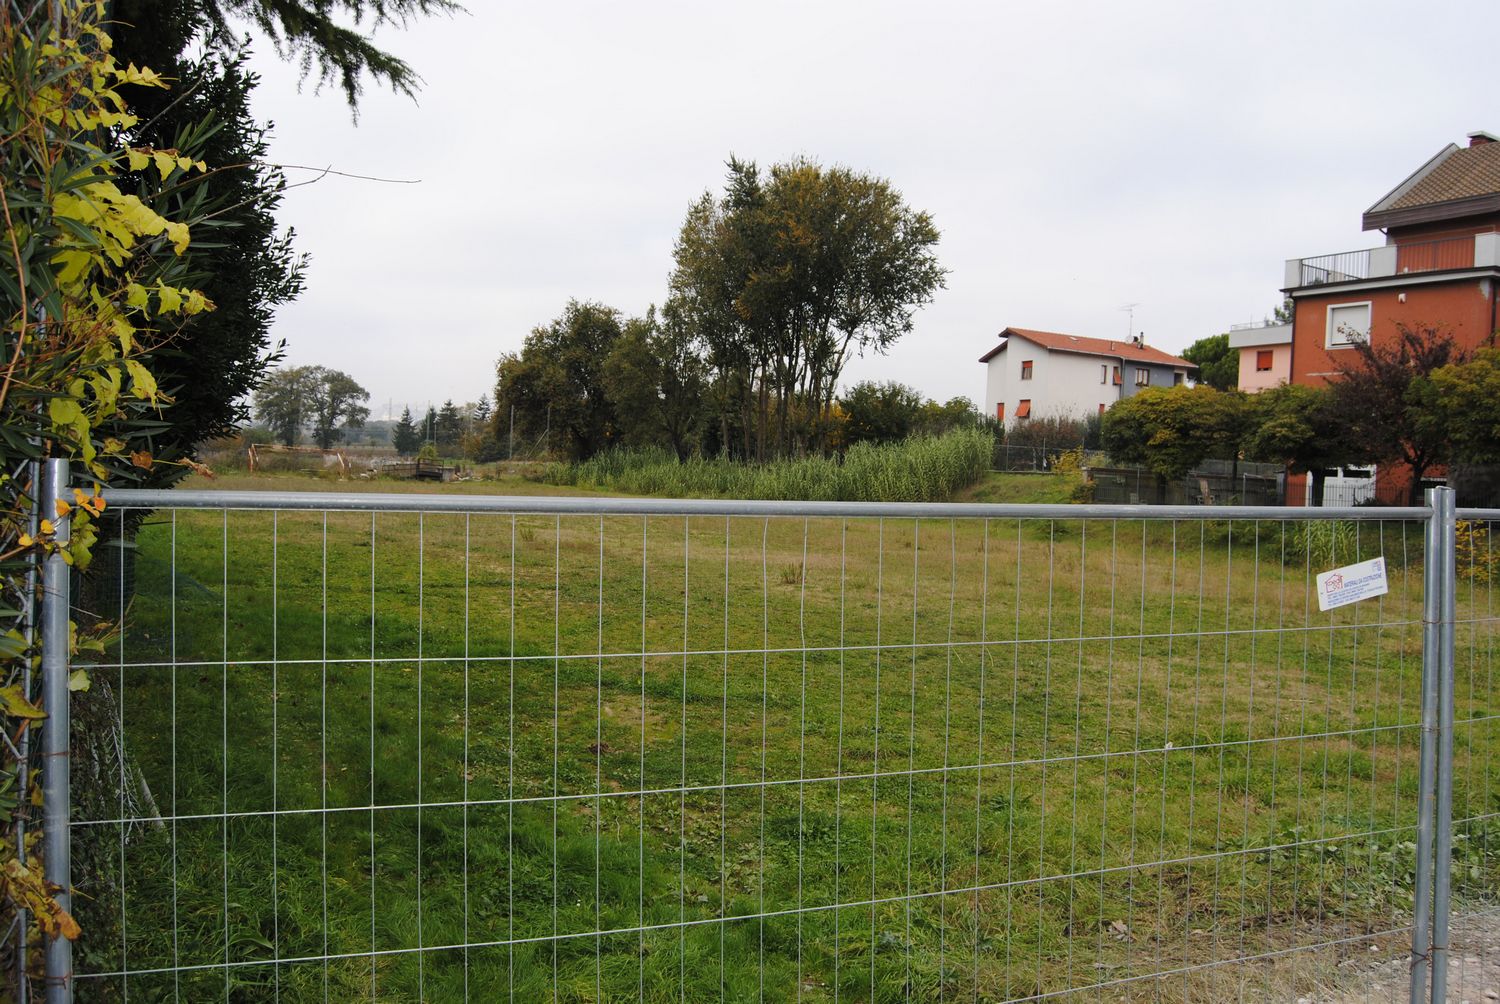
[{"left": 20, "top": 479, "right": 1498, "bottom": 1001}]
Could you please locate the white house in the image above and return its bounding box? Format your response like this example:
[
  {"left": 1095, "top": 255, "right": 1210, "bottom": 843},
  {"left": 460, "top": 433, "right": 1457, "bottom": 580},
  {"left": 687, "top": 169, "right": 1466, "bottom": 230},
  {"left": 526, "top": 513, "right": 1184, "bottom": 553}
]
[{"left": 980, "top": 327, "right": 1195, "bottom": 428}]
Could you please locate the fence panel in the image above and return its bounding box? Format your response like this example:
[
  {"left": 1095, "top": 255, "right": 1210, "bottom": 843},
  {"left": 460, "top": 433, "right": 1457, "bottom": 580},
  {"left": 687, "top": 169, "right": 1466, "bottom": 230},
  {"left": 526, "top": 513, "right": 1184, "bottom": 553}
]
[
  {"left": 57, "top": 492, "right": 1483, "bottom": 1001},
  {"left": 1441, "top": 509, "right": 1500, "bottom": 999}
]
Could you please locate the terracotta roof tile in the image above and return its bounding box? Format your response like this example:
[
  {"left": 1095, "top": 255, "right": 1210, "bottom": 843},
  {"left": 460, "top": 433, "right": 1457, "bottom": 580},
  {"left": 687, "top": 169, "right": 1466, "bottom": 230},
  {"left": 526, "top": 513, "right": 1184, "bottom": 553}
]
[
  {"left": 1388, "top": 142, "right": 1500, "bottom": 210},
  {"left": 979, "top": 327, "right": 1195, "bottom": 369}
]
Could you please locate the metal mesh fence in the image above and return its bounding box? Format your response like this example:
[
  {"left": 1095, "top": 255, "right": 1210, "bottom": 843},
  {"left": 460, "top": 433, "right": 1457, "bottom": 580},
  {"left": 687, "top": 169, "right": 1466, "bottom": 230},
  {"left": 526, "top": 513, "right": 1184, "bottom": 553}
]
[
  {"left": 45, "top": 492, "right": 1498, "bottom": 1001},
  {"left": 1443, "top": 510, "right": 1500, "bottom": 999}
]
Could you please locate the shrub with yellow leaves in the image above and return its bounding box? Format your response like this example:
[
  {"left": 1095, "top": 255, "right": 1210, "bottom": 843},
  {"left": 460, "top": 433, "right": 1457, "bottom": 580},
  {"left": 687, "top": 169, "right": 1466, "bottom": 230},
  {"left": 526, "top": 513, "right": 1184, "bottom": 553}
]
[{"left": 0, "top": 0, "right": 211, "bottom": 974}]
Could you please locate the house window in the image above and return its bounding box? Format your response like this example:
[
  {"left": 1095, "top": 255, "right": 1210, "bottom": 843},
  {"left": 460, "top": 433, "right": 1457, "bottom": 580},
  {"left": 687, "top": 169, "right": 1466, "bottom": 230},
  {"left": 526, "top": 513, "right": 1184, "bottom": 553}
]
[
  {"left": 1134, "top": 368, "right": 1150, "bottom": 386},
  {"left": 1256, "top": 349, "right": 1274, "bottom": 371},
  {"left": 1327, "top": 302, "right": 1371, "bottom": 347},
  {"left": 995, "top": 402, "right": 1004, "bottom": 421},
  {"left": 1021, "top": 360, "right": 1033, "bottom": 380},
  {"left": 1015, "top": 399, "right": 1031, "bottom": 420},
  {"left": 1098, "top": 402, "right": 1106, "bottom": 416},
  {"left": 1112, "top": 366, "right": 1121, "bottom": 385},
  {"left": 1100, "top": 364, "right": 1108, "bottom": 384},
  {"left": 1173, "top": 371, "right": 1185, "bottom": 385}
]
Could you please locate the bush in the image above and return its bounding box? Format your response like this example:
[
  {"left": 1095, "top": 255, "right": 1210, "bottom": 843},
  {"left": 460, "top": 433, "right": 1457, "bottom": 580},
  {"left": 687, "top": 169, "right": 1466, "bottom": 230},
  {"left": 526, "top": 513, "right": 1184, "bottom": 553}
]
[{"left": 545, "top": 428, "right": 994, "bottom": 502}]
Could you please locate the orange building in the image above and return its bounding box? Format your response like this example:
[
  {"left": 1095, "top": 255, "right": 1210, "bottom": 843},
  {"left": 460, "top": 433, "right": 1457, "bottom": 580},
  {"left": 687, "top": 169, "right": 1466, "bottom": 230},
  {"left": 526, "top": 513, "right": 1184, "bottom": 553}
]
[{"left": 1281, "top": 130, "right": 1500, "bottom": 503}]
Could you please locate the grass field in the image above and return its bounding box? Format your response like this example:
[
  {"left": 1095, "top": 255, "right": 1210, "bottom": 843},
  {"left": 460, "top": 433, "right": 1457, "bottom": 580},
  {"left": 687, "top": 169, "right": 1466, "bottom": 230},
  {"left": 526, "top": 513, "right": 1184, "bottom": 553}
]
[{"left": 69, "top": 475, "right": 1500, "bottom": 1002}]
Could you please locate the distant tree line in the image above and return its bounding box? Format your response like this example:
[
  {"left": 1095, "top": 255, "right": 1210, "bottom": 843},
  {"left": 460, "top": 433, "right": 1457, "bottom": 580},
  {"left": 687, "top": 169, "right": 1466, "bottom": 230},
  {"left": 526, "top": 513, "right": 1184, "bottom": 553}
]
[
  {"left": 1102, "top": 324, "right": 1499, "bottom": 505},
  {"left": 493, "top": 158, "right": 948, "bottom": 462}
]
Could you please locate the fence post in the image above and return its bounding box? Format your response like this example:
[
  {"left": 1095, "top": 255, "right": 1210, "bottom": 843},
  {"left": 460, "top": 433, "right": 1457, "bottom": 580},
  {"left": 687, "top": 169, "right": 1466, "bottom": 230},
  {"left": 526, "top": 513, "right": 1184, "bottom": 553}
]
[
  {"left": 1410, "top": 487, "right": 1443, "bottom": 1001},
  {"left": 1409, "top": 485, "right": 1457, "bottom": 1004},
  {"left": 1429, "top": 486, "right": 1458, "bottom": 1004},
  {"left": 38, "top": 459, "right": 71, "bottom": 1004}
]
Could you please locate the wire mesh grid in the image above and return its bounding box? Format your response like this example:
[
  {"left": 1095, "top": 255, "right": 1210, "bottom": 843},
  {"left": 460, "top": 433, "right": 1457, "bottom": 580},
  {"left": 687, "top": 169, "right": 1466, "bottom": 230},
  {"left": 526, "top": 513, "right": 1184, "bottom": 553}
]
[
  {"left": 1442, "top": 509, "right": 1500, "bottom": 1000},
  {"left": 62, "top": 499, "right": 1494, "bottom": 1002}
]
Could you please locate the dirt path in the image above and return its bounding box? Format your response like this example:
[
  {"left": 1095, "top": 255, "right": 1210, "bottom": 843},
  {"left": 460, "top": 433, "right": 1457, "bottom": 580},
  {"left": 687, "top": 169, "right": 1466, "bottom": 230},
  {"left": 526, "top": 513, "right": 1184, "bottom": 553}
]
[{"left": 1309, "top": 912, "right": 1500, "bottom": 1003}]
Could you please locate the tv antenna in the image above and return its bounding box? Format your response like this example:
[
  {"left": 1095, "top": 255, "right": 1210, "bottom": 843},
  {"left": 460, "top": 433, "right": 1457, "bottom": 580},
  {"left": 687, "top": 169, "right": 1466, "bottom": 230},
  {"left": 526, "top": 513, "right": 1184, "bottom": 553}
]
[{"left": 1119, "top": 303, "right": 1139, "bottom": 339}]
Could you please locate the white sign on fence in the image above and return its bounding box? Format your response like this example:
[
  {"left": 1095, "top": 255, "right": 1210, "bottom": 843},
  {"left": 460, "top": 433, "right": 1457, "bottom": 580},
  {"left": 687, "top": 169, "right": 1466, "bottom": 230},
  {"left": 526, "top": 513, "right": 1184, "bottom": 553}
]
[{"left": 1316, "top": 556, "right": 1389, "bottom": 612}]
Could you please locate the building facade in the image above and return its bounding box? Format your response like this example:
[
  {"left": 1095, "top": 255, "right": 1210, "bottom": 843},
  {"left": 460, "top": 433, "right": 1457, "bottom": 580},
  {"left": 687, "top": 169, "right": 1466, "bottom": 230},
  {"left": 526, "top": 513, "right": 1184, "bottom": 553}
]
[
  {"left": 1281, "top": 130, "right": 1500, "bottom": 502},
  {"left": 1228, "top": 322, "right": 1292, "bottom": 392},
  {"left": 980, "top": 328, "right": 1194, "bottom": 428}
]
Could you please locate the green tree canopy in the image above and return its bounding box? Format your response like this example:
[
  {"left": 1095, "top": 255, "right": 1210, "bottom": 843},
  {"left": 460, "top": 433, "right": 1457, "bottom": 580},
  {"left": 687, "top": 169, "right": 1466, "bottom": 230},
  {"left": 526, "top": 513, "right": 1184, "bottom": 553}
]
[
  {"left": 602, "top": 305, "right": 708, "bottom": 460},
  {"left": 667, "top": 157, "right": 946, "bottom": 458},
  {"left": 1102, "top": 385, "right": 1250, "bottom": 487},
  {"left": 1426, "top": 347, "right": 1500, "bottom": 463},
  {"left": 252, "top": 365, "right": 369, "bottom": 448},
  {"left": 253, "top": 366, "right": 317, "bottom": 445},
  {"left": 1242, "top": 383, "right": 1356, "bottom": 505},
  {"left": 1182, "top": 332, "right": 1238, "bottom": 390},
  {"left": 839, "top": 381, "right": 925, "bottom": 446},
  {"left": 494, "top": 301, "right": 624, "bottom": 461}
]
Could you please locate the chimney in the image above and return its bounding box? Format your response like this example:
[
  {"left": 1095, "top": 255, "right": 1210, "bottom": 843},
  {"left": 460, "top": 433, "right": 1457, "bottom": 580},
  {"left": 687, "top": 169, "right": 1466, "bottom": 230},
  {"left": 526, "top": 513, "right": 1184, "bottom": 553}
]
[{"left": 1469, "top": 130, "right": 1499, "bottom": 147}]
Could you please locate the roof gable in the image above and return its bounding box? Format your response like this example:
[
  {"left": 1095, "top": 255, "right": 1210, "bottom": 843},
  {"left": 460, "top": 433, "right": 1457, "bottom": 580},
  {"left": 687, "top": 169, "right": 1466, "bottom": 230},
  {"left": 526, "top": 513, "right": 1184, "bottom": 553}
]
[
  {"left": 979, "top": 327, "right": 1195, "bottom": 369},
  {"left": 1364, "top": 138, "right": 1500, "bottom": 231}
]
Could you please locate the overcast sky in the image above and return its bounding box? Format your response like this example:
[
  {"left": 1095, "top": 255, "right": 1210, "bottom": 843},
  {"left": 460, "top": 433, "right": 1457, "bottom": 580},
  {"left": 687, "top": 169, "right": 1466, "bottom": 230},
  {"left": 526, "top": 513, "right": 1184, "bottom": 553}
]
[{"left": 239, "top": 0, "right": 1499, "bottom": 420}]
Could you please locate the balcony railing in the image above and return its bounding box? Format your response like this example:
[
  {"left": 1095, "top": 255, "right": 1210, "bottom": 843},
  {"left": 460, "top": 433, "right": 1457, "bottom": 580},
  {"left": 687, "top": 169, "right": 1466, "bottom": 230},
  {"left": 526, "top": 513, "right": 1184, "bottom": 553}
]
[
  {"left": 1288, "top": 233, "right": 1496, "bottom": 288},
  {"left": 1296, "top": 248, "right": 1371, "bottom": 285}
]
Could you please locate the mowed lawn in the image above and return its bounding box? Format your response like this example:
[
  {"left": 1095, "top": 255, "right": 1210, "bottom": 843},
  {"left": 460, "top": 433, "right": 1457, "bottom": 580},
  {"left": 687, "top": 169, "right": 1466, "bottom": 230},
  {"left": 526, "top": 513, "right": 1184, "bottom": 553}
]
[{"left": 71, "top": 485, "right": 1500, "bottom": 1002}]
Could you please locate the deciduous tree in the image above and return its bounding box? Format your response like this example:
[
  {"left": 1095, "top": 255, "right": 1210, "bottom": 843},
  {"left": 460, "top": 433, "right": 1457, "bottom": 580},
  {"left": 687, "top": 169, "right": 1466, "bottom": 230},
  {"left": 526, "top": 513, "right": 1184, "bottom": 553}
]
[
  {"left": 253, "top": 366, "right": 318, "bottom": 445},
  {"left": 1242, "top": 383, "right": 1355, "bottom": 505},
  {"left": 1330, "top": 324, "right": 1466, "bottom": 505},
  {"left": 602, "top": 306, "right": 708, "bottom": 459},
  {"left": 668, "top": 158, "right": 946, "bottom": 458},
  {"left": 252, "top": 365, "right": 369, "bottom": 448},
  {"left": 1102, "top": 386, "right": 1250, "bottom": 494},
  {"left": 494, "top": 301, "right": 623, "bottom": 460},
  {"left": 1427, "top": 347, "right": 1500, "bottom": 463},
  {"left": 309, "top": 368, "right": 370, "bottom": 448},
  {"left": 839, "top": 381, "right": 925, "bottom": 445}
]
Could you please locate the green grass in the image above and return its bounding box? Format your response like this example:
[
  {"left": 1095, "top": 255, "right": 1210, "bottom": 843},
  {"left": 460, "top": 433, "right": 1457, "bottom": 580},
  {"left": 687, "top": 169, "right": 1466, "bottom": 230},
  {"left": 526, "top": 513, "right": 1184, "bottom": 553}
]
[{"left": 69, "top": 487, "right": 1500, "bottom": 1001}]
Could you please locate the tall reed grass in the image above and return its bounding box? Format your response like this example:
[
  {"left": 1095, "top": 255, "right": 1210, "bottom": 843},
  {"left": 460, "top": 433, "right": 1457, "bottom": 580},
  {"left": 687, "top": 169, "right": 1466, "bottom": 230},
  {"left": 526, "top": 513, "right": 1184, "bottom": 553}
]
[{"left": 543, "top": 427, "right": 994, "bottom": 502}]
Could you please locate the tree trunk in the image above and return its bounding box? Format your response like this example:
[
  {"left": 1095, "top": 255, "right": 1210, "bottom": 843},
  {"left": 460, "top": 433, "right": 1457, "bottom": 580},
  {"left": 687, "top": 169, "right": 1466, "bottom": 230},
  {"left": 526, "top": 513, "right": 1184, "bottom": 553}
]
[
  {"left": 1310, "top": 469, "right": 1327, "bottom": 507},
  {"left": 1408, "top": 462, "right": 1428, "bottom": 506}
]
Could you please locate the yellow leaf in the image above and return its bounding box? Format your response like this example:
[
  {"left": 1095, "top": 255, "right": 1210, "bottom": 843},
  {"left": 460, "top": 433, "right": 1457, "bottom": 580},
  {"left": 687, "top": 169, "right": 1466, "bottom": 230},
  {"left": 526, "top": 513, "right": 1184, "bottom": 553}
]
[
  {"left": 48, "top": 397, "right": 82, "bottom": 428},
  {"left": 151, "top": 149, "right": 176, "bottom": 179},
  {"left": 53, "top": 500, "right": 71, "bottom": 518},
  {"left": 125, "top": 282, "right": 148, "bottom": 308},
  {"left": 39, "top": 520, "right": 54, "bottom": 535},
  {"left": 68, "top": 670, "right": 90, "bottom": 693},
  {"left": 16, "top": 534, "right": 33, "bottom": 548},
  {"left": 0, "top": 685, "right": 45, "bottom": 720},
  {"left": 163, "top": 219, "right": 189, "bottom": 254},
  {"left": 124, "top": 358, "right": 158, "bottom": 402},
  {"left": 155, "top": 283, "right": 182, "bottom": 313},
  {"left": 126, "top": 148, "right": 149, "bottom": 171}
]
